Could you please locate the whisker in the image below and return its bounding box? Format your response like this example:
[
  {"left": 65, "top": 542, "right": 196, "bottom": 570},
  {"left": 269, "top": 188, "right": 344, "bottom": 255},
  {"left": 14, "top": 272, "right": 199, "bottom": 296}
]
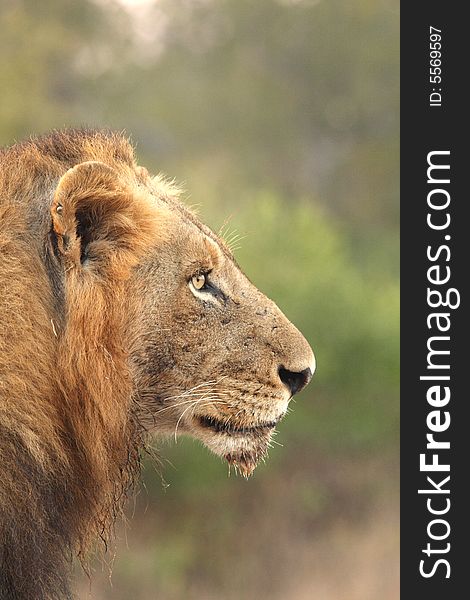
[
  {"left": 173, "top": 396, "right": 225, "bottom": 442},
  {"left": 218, "top": 214, "right": 235, "bottom": 238},
  {"left": 163, "top": 381, "right": 218, "bottom": 402},
  {"left": 153, "top": 397, "right": 215, "bottom": 416}
]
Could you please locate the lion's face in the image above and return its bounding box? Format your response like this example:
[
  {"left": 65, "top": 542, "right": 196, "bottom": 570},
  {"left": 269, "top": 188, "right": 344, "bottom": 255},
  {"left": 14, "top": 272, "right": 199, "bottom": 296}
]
[{"left": 130, "top": 199, "right": 315, "bottom": 476}]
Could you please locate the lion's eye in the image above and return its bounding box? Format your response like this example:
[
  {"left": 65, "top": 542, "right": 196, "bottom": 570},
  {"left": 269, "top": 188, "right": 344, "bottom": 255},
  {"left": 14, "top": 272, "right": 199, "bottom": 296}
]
[{"left": 191, "top": 273, "right": 206, "bottom": 290}]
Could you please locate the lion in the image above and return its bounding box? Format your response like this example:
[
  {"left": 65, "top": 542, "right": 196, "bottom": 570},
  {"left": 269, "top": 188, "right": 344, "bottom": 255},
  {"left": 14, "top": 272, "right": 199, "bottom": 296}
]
[{"left": 0, "top": 129, "right": 315, "bottom": 599}]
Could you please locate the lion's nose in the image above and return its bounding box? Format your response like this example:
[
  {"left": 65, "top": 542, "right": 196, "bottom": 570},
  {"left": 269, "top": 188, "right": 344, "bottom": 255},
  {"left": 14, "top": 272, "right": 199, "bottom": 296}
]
[{"left": 278, "top": 366, "right": 313, "bottom": 397}]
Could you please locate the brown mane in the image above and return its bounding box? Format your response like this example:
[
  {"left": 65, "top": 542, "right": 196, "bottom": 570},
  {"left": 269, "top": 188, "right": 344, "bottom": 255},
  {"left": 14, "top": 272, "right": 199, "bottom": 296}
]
[{"left": 0, "top": 130, "right": 161, "bottom": 599}]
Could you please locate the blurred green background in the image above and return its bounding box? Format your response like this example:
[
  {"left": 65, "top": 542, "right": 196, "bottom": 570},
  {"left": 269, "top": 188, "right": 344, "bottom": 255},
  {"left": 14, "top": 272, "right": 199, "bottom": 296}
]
[{"left": 0, "top": 0, "right": 399, "bottom": 598}]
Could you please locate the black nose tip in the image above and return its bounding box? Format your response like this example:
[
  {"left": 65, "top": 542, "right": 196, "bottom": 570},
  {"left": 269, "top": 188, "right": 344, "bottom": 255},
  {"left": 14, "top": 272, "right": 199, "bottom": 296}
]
[{"left": 278, "top": 366, "right": 312, "bottom": 397}]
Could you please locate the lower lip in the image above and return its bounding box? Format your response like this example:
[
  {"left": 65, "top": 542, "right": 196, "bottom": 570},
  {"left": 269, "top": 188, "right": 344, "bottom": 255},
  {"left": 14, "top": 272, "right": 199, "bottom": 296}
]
[{"left": 197, "top": 415, "right": 277, "bottom": 435}]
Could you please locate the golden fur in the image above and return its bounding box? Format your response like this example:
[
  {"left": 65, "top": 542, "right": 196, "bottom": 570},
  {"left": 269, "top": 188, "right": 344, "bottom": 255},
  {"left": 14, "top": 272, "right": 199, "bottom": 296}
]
[{"left": 0, "top": 129, "right": 314, "bottom": 599}]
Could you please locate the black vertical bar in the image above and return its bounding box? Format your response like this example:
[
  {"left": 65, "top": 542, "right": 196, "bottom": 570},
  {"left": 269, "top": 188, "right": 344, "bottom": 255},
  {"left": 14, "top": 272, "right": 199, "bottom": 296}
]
[{"left": 401, "top": 4, "right": 468, "bottom": 599}]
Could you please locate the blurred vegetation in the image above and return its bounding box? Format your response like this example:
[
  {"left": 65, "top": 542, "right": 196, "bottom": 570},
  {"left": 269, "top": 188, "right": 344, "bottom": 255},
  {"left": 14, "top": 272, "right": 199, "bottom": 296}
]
[{"left": 1, "top": 0, "right": 399, "bottom": 598}]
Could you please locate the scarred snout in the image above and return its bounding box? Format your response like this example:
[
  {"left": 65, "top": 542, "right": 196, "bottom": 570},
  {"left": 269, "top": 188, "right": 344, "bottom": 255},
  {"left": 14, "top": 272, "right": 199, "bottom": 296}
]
[
  {"left": 256, "top": 294, "right": 316, "bottom": 400},
  {"left": 275, "top": 338, "right": 315, "bottom": 398}
]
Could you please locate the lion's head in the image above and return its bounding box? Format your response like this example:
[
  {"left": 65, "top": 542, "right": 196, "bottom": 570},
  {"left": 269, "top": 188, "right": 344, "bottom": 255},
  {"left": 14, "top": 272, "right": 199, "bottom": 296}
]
[
  {"left": 0, "top": 129, "right": 314, "bottom": 598},
  {"left": 49, "top": 142, "right": 315, "bottom": 477},
  {"left": 127, "top": 175, "right": 315, "bottom": 476}
]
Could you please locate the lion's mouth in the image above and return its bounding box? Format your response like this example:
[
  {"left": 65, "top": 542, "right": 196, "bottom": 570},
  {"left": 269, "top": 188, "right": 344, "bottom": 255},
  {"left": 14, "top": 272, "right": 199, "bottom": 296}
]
[
  {"left": 197, "top": 415, "right": 277, "bottom": 435},
  {"left": 193, "top": 413, "right": 283, "bottom": 478}
]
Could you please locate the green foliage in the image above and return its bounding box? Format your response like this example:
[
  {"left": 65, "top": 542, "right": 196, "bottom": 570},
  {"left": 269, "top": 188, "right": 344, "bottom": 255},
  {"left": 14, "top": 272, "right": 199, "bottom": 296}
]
[{"left": 1, "top": 0, "right": 399, "bottom": 230}]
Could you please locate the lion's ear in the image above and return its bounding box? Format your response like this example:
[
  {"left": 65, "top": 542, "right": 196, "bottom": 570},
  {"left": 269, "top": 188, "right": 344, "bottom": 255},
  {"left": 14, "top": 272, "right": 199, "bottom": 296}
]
[{"left": 51, "top": 161, "right": 160, "bottom": 274}]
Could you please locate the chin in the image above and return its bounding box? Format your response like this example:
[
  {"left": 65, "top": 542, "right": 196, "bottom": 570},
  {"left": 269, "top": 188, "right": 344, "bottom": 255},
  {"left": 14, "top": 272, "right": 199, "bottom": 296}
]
[{"left": 189, "top": 413, "right": 280, "bottom": 477}]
